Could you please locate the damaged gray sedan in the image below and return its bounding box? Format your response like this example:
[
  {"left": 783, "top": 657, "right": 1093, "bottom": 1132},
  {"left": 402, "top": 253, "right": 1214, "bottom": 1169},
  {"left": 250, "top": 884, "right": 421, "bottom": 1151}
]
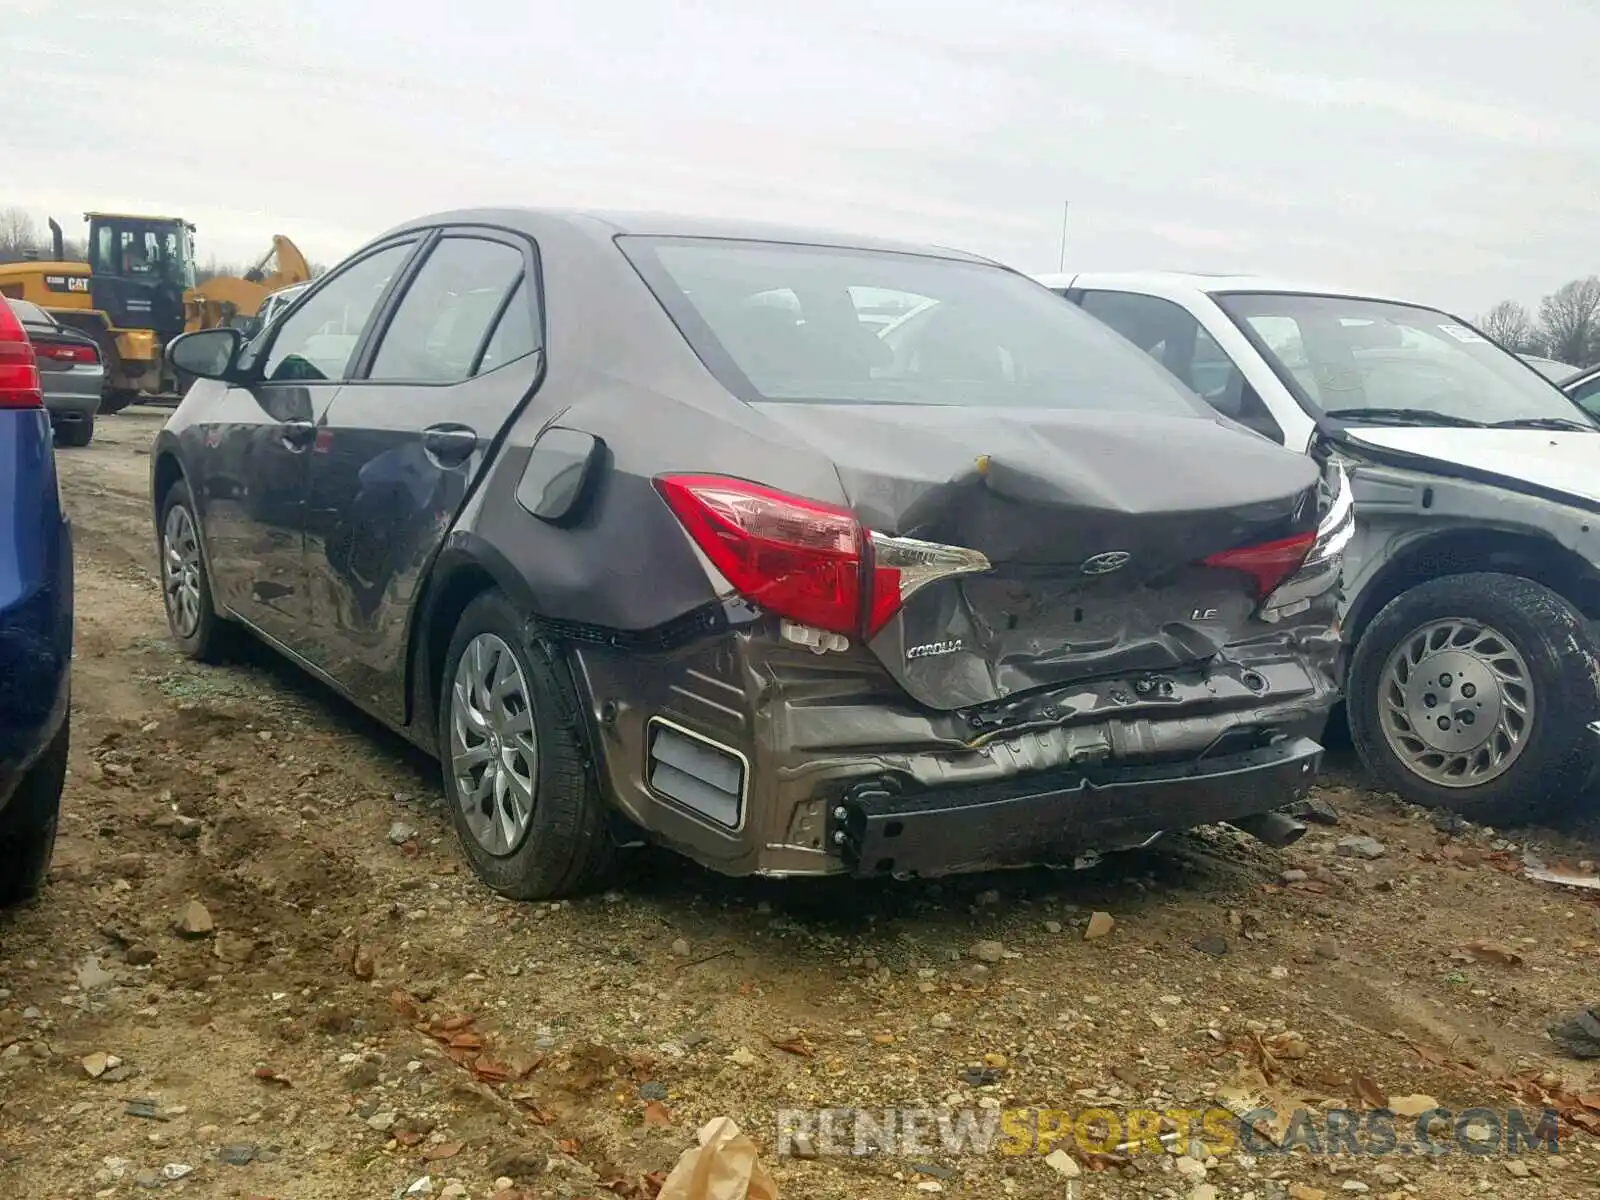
[{"left": 151, "top": 210, "right": 1346, "bottom": 898}]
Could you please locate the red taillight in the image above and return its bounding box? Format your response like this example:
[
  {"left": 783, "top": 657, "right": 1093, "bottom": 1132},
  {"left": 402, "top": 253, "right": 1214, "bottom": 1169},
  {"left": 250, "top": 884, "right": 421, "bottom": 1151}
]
[
  {"left": 0, "top": 304, "right": 43, "bottom": 409},
  {"left": 36, "top": 341, "right": 99, "bottom": 365},
  {"left": 656, "top": 474, "right": 898, "bottom": 637},
  {"left": 1203, "top": 531, "right": 1317, "bottom": 599}
]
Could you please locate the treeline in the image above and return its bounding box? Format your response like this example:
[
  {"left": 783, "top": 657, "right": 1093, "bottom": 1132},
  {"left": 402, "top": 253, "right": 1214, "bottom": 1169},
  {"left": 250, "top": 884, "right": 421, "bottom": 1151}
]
[
  {"left": 0, "top": 205, "right": 322, "bottom": 285},
  {"left": 1475, "top": 280, "right": 1600, "bottom": 368}
]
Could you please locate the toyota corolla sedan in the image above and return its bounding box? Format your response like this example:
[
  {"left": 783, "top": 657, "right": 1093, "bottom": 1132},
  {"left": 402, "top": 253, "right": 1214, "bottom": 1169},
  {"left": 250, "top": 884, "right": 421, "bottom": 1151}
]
[{"left": 153, "top": 209, "right": 1347, "bottom": 899}]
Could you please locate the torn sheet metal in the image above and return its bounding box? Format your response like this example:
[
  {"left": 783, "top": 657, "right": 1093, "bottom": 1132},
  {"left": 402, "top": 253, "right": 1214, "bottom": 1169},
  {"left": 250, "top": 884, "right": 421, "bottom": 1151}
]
[{"left": 754, "top": 402, "right": 1327, "bottom": 709}]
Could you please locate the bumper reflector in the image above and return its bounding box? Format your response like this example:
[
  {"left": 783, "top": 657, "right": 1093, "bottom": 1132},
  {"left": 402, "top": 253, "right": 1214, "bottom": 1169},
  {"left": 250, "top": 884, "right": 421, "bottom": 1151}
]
[{"left": 646, "top": 718, "right": 747, "bottom": 830}]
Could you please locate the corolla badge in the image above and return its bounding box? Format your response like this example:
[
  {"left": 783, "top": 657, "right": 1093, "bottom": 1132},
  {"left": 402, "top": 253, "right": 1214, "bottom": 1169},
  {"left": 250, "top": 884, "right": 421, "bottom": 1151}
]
[{"left": 1080, "top": 551, "right": 1133, "bottom": 576}]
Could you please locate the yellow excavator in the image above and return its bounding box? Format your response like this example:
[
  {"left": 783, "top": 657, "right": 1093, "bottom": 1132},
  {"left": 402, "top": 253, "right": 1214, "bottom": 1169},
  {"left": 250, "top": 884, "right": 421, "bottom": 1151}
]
[
  {"left": 0, "top": 212, "right": 310, "bottom": 410},
  {"left": 186, "top": 234, "right": 311, "bottom": 333}
]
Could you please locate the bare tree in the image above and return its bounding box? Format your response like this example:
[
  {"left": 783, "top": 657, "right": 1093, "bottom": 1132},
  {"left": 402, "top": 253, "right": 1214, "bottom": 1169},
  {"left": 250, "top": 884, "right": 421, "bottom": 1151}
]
[
  {"left": 0, "top": 207, "right": 38, "bottom": 261},
  {"left": 1477, "top": 300, "right": 1542, "bottom": 354},
  {"left": 1538, "top": 277, "right": 1600, "bottom": 368}
]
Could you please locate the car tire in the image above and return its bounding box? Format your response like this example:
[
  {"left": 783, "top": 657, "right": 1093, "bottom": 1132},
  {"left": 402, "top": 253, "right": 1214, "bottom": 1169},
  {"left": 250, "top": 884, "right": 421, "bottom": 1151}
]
[
  {"left": 158, "top": 479, "right": 232, "bottom": 663},
  {"left": 55, "top": 415, "right": 94, "bottom": 448},
  {"left": 438, "top": 590, "right": 613, "bottom": 900},
  {"left": 0, "top": 715, "right": 68, "bottom": 909},
  {"left": 1349, "top": 572, "right": 1600, "bottom": 824}
]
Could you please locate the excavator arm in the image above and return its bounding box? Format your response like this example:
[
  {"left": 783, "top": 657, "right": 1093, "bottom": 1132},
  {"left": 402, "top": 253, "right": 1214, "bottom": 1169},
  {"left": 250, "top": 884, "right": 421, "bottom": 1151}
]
[
  {"left": 184, "top": 235, "right": 313, "bottom": 331},
  {"left": 266, "top": 235, "right": 310, "bottom": 290}
]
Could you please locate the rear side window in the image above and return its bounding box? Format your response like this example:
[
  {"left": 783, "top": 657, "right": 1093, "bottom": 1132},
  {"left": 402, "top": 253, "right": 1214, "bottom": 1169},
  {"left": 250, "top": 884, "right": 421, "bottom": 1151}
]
[
  {"left": 477, "top": 295, "right": 538, "bottom": 373},
  {"left": 264, "top": 243, "right": 413, "bottom": 383},
  {"left": 620, "top": 236, "right": 1208, "bottom": 416},
  {"left": 367, "top": 237, "right": 532, "bottom": 384}
]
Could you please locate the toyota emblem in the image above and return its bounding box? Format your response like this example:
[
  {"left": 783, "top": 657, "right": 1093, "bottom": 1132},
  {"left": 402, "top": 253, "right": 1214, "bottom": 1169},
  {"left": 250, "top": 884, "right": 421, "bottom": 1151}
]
[{"left": 1080, "top": 551, "right": 1133, "bottom": 575}]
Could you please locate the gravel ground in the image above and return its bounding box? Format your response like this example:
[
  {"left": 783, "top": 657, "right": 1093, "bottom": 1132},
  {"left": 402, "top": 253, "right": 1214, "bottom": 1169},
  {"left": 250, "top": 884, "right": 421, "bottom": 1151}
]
[{"left": 3, "top": 409, "right": 1600, "bottom": 1200}]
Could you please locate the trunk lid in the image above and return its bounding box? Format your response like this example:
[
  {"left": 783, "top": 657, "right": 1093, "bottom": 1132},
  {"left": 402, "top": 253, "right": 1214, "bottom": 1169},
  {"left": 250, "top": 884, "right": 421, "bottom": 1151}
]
[{"left": 753, "top": 403, "right": 1321, "bottom": 710}]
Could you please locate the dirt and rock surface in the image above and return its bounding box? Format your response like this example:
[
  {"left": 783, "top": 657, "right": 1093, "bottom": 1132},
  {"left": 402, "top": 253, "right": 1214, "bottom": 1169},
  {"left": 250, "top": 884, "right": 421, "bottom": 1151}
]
[{"left": 4, "top": 410, "right": 1600, "bottom": 1200}]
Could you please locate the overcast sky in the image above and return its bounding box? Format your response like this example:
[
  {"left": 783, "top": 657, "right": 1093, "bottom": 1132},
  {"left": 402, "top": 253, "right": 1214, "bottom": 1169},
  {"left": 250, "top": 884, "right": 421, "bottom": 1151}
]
[{"left": 6, "top": 0, "right": 1594, "bottom": 314}]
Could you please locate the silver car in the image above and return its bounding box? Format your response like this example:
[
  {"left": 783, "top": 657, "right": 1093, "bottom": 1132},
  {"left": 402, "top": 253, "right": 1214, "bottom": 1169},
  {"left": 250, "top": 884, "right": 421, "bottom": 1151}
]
[
  {"left": 254, "top": 282, "right": 309, "bottom": 331},
  {"left": 7, "top": 297, "right": 104, "bottom": 446}
]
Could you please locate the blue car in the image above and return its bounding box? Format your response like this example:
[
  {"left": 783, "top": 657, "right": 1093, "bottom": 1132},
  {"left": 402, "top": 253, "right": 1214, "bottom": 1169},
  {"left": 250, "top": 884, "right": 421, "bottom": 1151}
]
[{"left": 0, "top": 295, "right": 73, "bottom": 907}]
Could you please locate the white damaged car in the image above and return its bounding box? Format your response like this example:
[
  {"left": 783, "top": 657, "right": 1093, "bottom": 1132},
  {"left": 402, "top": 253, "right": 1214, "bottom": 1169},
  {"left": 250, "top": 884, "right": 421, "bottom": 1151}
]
[{"left": 1039, "top": 271, "right": 1600, "bottom": 823}]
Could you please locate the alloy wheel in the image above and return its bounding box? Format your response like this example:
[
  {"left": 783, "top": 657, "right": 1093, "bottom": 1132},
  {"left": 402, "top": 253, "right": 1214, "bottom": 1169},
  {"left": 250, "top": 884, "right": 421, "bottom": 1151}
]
[
  {"left": 449, "top": 633, "right": 540, "bottom": 856},
  {"left": 1378, "top": 618, "right": 1534, "bottom": 788},
  {"left": 162, "top": 504, "right": 204, "bottom": 639}
]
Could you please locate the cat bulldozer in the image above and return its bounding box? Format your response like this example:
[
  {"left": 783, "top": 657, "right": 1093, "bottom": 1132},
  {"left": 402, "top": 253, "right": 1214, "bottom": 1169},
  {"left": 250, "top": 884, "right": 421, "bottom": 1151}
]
[{"left": 0, "top": 213, "right": 310, "bottom": 411}]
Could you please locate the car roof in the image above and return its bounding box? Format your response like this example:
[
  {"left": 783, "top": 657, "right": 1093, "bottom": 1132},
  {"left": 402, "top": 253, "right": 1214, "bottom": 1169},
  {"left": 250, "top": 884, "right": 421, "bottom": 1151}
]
[
  {"left": 376, "top": 207, "right": 1001, "bottom": 266},
  {"left": 1033, "top": 270, "right": 1415, "bottom": 306}
]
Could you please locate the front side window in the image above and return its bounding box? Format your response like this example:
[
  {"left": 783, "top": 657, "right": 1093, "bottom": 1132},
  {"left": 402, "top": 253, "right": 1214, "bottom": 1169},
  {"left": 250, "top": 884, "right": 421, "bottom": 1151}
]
[
  {"left": 620, "top": 237, "right": 1210, "bottom": 417},
  {"left": 263, "top": 243, "right": 413, "bottom": 383},
  {"left": 1077, "top": 289, "right": 1282, "bottom": 440},
  {"left": 1217, "top": 292, "right": 1597, "bottom": 429},
  {"left": 367, "top": 237, "right": 532, "bottom": 383},
  {"left": 1570, "top": 373, "right": 1600, "bottom": 417}
]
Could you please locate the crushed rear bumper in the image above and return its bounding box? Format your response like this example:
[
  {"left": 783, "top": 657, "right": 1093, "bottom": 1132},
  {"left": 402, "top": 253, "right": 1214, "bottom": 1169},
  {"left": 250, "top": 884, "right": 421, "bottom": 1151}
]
[
  {"left": 829, "top": 735, "right": 1322, "bottom": 878},
  {"left": 564, "top": 606, "right": 1338, "bottom": 879}
]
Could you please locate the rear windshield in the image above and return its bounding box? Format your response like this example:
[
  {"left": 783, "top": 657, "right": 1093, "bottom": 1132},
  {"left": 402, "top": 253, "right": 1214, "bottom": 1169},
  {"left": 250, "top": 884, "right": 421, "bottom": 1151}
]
[
  {"left": 6, "top": 298, "right": 53, "bottom": 327},
  {"left": 620, "top": 236, "right": 1210, "bottom": 416}
]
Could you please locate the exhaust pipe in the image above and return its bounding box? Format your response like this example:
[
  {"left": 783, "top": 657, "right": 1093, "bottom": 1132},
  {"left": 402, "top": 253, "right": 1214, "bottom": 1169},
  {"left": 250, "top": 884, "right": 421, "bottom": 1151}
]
[
  {"left": 48, "top": 218, "right": 64, "bottom": 262},
  {"left": 1230, "top": 810, "right": 1308, "bottom": 847}
]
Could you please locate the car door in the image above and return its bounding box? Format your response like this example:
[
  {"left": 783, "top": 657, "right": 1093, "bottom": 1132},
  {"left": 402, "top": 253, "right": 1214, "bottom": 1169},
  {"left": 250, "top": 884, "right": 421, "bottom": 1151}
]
[
  {"left": 302, "top": 230, "right": 543, "bottom": 719},
  {"left": 189, "top": 240, "right": 420, "bottom": 646},
  {"left": 1073, "top": 289, "right": 1287, "bottom": 444}
]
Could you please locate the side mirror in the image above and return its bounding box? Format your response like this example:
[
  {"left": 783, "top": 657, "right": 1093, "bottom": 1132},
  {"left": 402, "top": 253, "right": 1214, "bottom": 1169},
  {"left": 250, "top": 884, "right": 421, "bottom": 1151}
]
[{"left": 167, "top": 328, "right": 244, "bottom": 381}]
